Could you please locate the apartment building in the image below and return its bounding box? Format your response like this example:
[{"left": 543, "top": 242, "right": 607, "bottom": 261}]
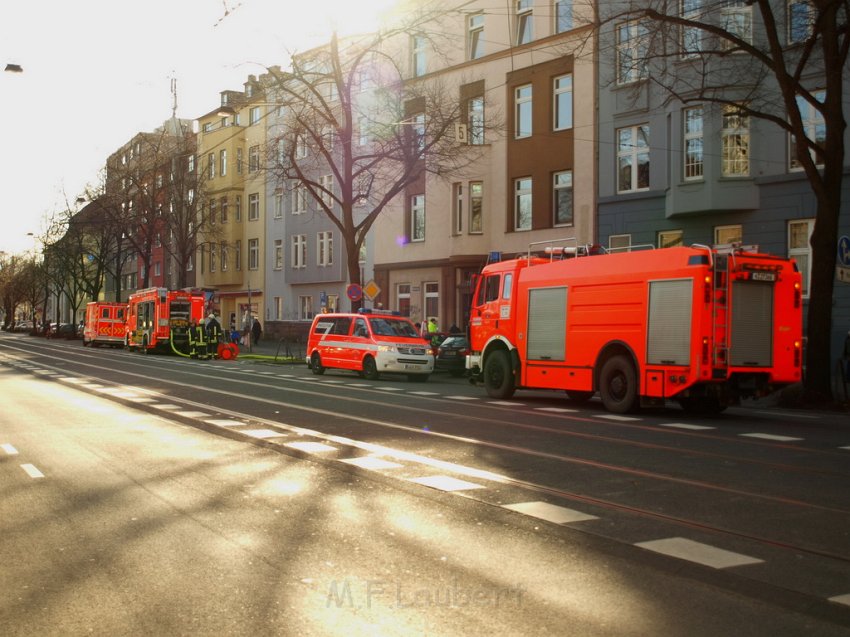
[
  {"left": 372, "top": 0, "right": 597, "bottom": 329},
  {"left": 596, "top": 1, "right": 850, "bottom": 389}
]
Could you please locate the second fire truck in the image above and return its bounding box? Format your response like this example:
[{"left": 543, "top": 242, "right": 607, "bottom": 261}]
[
  {"left": 125, "top": 287, "right": 206, "bottom": 354},
  {"left": 467, "top": 242, "right": 803, "bottom": 414}
]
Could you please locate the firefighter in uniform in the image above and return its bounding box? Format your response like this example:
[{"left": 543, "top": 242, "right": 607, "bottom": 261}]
[
  {"left": 206, "top": 313, "right": 222, "bottom": 358},
  {"left": 189, "top": 319, "right": 208, "bottom": 359}
]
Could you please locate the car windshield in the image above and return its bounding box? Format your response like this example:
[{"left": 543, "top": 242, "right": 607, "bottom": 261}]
[
  {"left": 441, "top": 337, "right": 468, "bottom": 348},
  {"left": 369, "top": 318, "right": 419, "bottom": 338}
]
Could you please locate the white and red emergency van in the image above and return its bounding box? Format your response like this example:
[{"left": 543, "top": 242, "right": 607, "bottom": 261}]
[
  {"left": 82, "top": 302, "right": 127, "bottom": 347},
  {"left": 306, "top": 309, "right": 434, "bottom": 381}
]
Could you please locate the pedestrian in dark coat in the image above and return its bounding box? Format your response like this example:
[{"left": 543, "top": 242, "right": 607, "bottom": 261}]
[{"left": 251, "top": 318, "right": 262, "bottom": 344}]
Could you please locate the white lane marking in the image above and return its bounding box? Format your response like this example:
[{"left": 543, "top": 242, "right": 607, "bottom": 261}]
[
  {"left": 285, "top": 441, "right": 337, "bottom": 453},
  {"left": 204, "top": 419, "right": 244, "bottom": 428},
  {"left": 21, "top": 464, "right": 45, "bottom": 479},
  {"left": 447, "top": 395, "right": 478, "bottom": 401},
  {"left": 840, "top": 446, "right": 850, "bottom": 451},
  {"left": 409, "top": 391, "right": 439, "bottom": 396},
  {"left": 740, "top": 433, "right": 803, "bottom": 442},
  {"left": 376, "top": 387, "right": 405, "bottom": 392},
  {"left": 175, "top": 411, "right": 210, "bottom": 418},
  {"left": 408, "top": 475, "right": 485, "bottom": 492},
  {"left": 534, "top": 407, "right": 577, "bottom": 413},
  {"left": 2, "top": 443, "right": 19, "bottom": 455},
  {"left": 341, "top": 456, "right": 404, "bottom": 471},
  {"left": 636, "top": 537, "right": 763, "bottom": 569},
  {"left": 151, "top": 404, "right": 182, "bottom": 411},
  {"left": 599, "top": 414, "right": 641, "bottom": 422},
  {"left": 660, "top": 423, "right": 716, "bottom": 431},
  {"left": 829, "top": 593, "right": 850, "bottom": 607},
  {"left": 503, "top": 501, "right": 598, "bottom": 524},
  {"left": 243, "top": 429, "right": 287, "bottom": 439},
  {"left": 346, "top": 384, "right": 373, "bottom": 388},
  {"left": 489, "top": 401, "right": 525, "bottom": 406}
]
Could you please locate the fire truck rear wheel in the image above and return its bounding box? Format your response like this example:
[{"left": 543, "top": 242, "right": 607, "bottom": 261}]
[
  {"left": 599, "top": 355, "right": 638, "bottom": 414},
  {"left": 483, "top": 349, "right": 516, "bottom": 399},
  {"left": 310, "top": 352, "right": 325, "bottom": 375},
  {"left": 362, "top": 356, "right": 380, "bottom": 380}
]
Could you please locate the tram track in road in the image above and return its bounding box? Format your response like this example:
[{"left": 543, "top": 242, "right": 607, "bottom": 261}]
[{"left": 4, "top": 338, "right": 850, "bottom": 601}]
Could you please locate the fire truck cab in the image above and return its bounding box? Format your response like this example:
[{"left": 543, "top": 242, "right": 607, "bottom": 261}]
[
  {"left": 82, "top": 302, "right": 127, "bottom": 348},
  {"left": 125, "top": 287, "right": 205, "bottom": 354},
  {"left": 467, "top": 242, "right": 803, "bottom": 414}
]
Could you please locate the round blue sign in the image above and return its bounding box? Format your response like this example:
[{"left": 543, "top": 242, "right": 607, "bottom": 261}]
[
  {"left": 838, "top": 236, "right": 850, "bottom": 268},
  {"left": 346, "top": 284, "right": 362, "bottom": 301}
]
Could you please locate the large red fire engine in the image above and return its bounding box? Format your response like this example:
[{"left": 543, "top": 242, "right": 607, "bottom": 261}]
[
  {"left": 467, "top": 242, "right": 803, "bottom": 414},
  {"left": 125, "top": 287, "right": 205, "bottom": 354},
  {"left": 82, "top": 301, "right": 127, "bottom": 347}
]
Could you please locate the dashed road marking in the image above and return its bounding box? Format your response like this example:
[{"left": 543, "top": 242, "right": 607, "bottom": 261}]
[
  {"left": 243, "top": 429, "right": 287, "bottom": 439},
  {"left": 489, "top": 401, "right": 524, "bottom": 406},
  {"left": 20, "top": 463, "right": 45, "bottom": 479},
  {"left": 534, "top": 407, "right": 577, "bottom": 413},
  {"left": 599, "top": 414, "right": 641, "bottom": 422},
  {"left": 829, "top": 593, "right": 850, "bottom": 607},
  {"left": 408, "top": 475, "right": 485, "bottom": 492},
  {"left": 447, "top": 395, "right": 478, "bottom": 401},
  {"left": 740, "top": 433, "right": 803, "bottom": 442},
  {"left": 503, "top": 501, "right": 598, "bottom": 524},
  {"left": 205, "top": 419, "right": 244, "bottom": 427},
  {"left": 2, "top": 443, "right": 19, "bottom": 455},
  {"left": 175, "top": 411, "right": 211, "bottom": 418},
  {"left": 341, "top": 456, "right": 404, "bottom": 471},
  {"left": 285, "top": 441, "right": 337, "bottom": 453},
  {"left": 635, "top": 537, "right": 763, "bottom": 569},
  {"left": 660, "top": 423, "right": 716, "bottom": 431}
]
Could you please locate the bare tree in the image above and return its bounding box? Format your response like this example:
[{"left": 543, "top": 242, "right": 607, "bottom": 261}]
[
  {"left": 594, "top": 0, "right": 848, "bottom": 401},
  {"left": 0, "top": 255, "right": 26, "bottom": 329},
  {"left": 267, "top": 25, "right": 491, "bottom": 309}
]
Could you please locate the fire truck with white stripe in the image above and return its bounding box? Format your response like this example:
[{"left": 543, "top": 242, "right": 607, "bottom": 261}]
[
  {"left": 466, "top": 241, "right": 803, "bottom": 414},
  {"left": 125, "top": 287, "right": 205, "bottom": 354}
]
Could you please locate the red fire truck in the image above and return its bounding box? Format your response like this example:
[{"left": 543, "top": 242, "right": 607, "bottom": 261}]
[
  {"left": 467, "top": 242, "right": 803, "bottom": 414},
  {"left": 125, "top": 287, "right": 205, "bottom": 354},
  {"left": 82, "top": 301, "right": 127, "bottom": 347}
]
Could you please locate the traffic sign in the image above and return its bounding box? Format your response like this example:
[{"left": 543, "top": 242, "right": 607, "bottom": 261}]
[
  {"left": 838, "top": 236, "right": 850, "bottom": 267},
  {"left": 363, "top": 279, "right": 381, "bottom": 301},
  {"left": 346, "top": 284, "right": 362, "bottom": 301}
]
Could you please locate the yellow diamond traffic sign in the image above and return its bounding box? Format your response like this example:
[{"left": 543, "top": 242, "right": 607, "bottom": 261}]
[{"left": 363, "top": 279, "right": 381, "bottom": 301}]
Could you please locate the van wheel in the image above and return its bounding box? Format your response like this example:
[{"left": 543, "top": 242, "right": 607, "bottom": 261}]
[
  {"left": 484, "top": 350, "right": 515, "bottom": 399},
  {"left": 599, "top": 355, "right": 638, "bottom": 414},
  {"left": 362, "top": 356, "right": 380, "bottom": 380},
  {"left": 310, "top": 352, "right": 325, "bottom": 375}
]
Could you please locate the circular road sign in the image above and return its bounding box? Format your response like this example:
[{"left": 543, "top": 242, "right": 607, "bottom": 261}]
[{"left": 346, "top": 284, "right": 363, "bottom": 302}]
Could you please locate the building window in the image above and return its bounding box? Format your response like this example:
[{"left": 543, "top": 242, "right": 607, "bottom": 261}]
[
  {"left": 250, "top": 106, "right": 261, "bottom": 125},
  {"left": 274, "top": 296, "right": 283, "bottom": 320},
  {"left": 291, "top": 184, "right": 306, "bottom": 214},
  {"left": 220, "top": 149, "right": 227, "bottom": 176},
  {"left": 210, "top": 243, "right": 217, "bottom": 272},
  {"left": 397, "top": 284, "right": 411, "bottom": 317},
  {"left": 274, "top": 192, "right": 284, "bottom": 219},
  {"left": 299, "top": 296, "right": 314, "bottom": 321},
  {"left": 208, "top": 152, "right": 215, "bottom": 179},
  {"left": 424, "top": 282, "right": 439, "bottom": 322},
  {"left": 295, "top": 135, "right": 307, "bottom": 159},
  {"left": 248, "top": 238, "right": 259, "bottom": 270},
  {"left": 553, "top": 74, "right": 573, "bottom": 131},
  {"left": 453, "top": 183, "right": 464, "bottom": 235},
  {"left": 681, "top": 0, "right": 704, "bottom": 57},
  {"left": 788, "top": 0, "right": 814, "bottom": 43},
  {"left": 235, "top": 195, "right": 242, "bottom": 222},
  {"left": 235, "top": 239, "right": 241, "bottom": 270},
  {"left": 220, "top": 197, "right": 229, "bottom": 223},
  {"left": 154, "top": 262, "right": 161, "bottom": 277},
  {"left": 411, "top": 113, "right": 426, "bottom": 152},
  {"left": 237, "top": 148, "right": 243, "bottom": 174},
  {"left": 188, "top": 155, "right": 195, "bottom": 172},
  {"left": 468, "top": 96, "right": 485, "bottom": 145},
  {"left": 553, "top": 171, "right": 573, "bottom": 226},
  {"left": 555, "top": 0, "right": 573, "bottom": 33},
  {"left": 516, "top": 0, "right": 533, "bottom": 45},
  {"left": 469, "top": 182, "right": 483, "bottom": 233},
  {"left": 722, "top": 0, "right": 752, "bottom": 47},
  {"left": 412, "top": 34, "right": 426, "bottom": 76},
  {"left": 468, "top": 14, "right": 485, "bottom": 60},
  {"left": 359, "top": 115, "right": 371, "bottom": 146},
  {"left": 790, "top": 90, "right": 825, "bottom": 170},
  {"left": 617, "top": 20, "right": 648, "bottom": 84},
  {"left": 714, "top": 224, "right": 743, "bottom": 245},
  {"left": 221, "top": 241, "right": 228, "bottom": 271},
  {"left": 274, "top": 239, "right": 284, "bottom": 270},
  {"left": 317, "top": 231, "right": 333, "bottom": 266},
  {"left": 292, "top": 234, "right": 306, "bottom": 269},
  {"left": 515, "top": 84, "right": 532, "bottom": 139},
  {"left": 319, "top": 175, "right": 334, "bottom": 207},
  {"left": 248, "top": 193, "right": 260, "bottom": 220},
  {"left": 788, "top": 219, "right": 813, "bottom": 297},
  {"left": 411, "top": 194, "right": 426, "bottom": 242},
  {"left": 617, "top": 124, "right": 650, "bottom": 192},
  {"left": 658, "top": 230, "right": 684, "bottom": 248},
  {"left": 514, "top": 177, "right": 532, "bottom": 231},
  {"left": 721, "top": 105, "right": 749, "bottom": 177},
  {"left": 209, "top": 200, "right": 216, "bottom": 226},
  {"left": 609, "top": 234, "right": 632, "bottom": 250},
  {"left": 684, "top": 106, "right": 704, "bottom": 180}
]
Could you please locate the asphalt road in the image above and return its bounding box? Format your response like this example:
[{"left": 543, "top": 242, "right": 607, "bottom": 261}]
[{"left": 1, "top": 332, "right": 849, "bottom": 636}]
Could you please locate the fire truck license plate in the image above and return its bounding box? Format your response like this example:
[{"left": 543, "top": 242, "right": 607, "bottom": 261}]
[{"left": 751, "top": 272, "right": 776, "bottom": 281}]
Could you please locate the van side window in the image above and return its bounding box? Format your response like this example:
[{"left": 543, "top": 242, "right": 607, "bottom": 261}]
[
  {"left": 353, "top": 318, "right": 368, "bottom": 338},
  {"left": 332, "top": 317, "right": 352, "bottom": 335},
  {"left": 101, "top": 308, "right": 110, "bottom": 319}
]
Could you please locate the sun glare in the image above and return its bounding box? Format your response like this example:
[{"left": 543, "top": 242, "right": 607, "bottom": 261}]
[{"left": 312, "top": 0, "right": 400, "bottom": 37}]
